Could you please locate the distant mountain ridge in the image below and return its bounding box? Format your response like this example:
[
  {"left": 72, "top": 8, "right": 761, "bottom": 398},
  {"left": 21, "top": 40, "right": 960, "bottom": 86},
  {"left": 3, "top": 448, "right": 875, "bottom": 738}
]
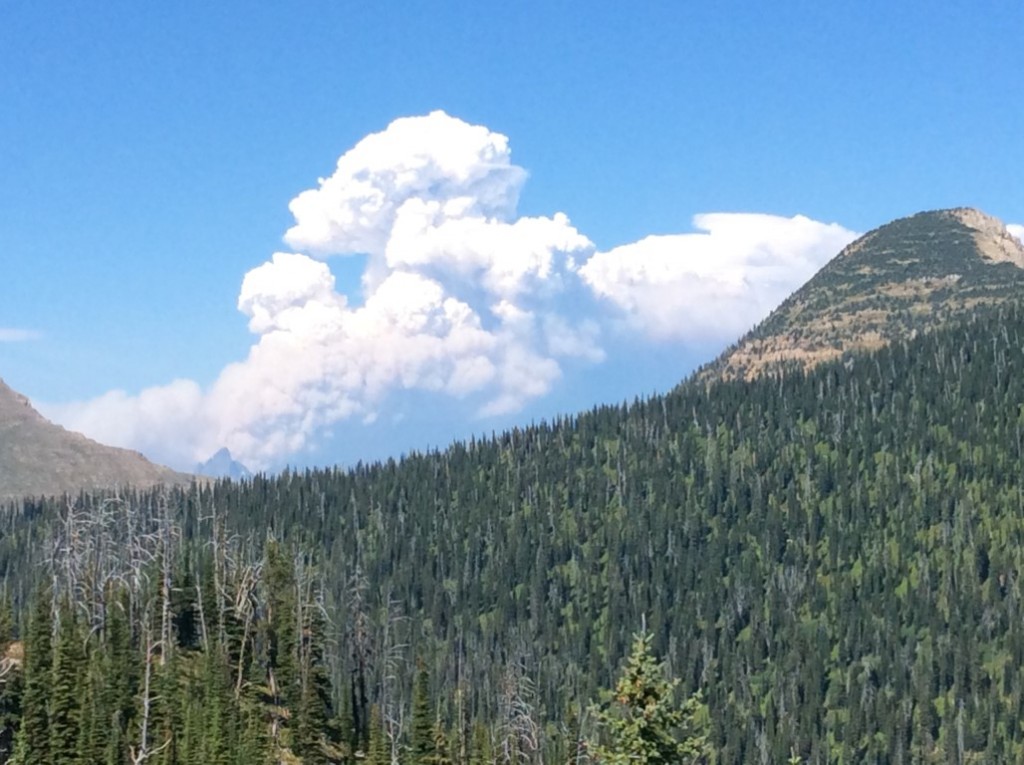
[
  {"left": 7, "top": 209, "right": 1024, "bottom": 761},
  {"left": 700, "top": 207, "right": 1024, "bottom": 381},
  {"left": 5, "top": 208, "right": 1021, "bottom": 500},
  {"left": 196, "top": 447, "right": 251, "bottom": 480},
  {"left": 0, "top": 378, "right": 193, "bottom": 499}
]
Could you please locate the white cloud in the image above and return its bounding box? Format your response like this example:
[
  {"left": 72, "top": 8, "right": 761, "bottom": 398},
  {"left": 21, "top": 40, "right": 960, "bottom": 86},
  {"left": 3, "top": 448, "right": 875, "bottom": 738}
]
[
  {"left": 44, "top": 379, "right": 206, "bottom": 469},
  {"left": 0, "top": 328, "right": 40, "bottom": 342},
  {"left": 51, "top": 112, "right": 596, "bottom": 470},
  {"left": 47, "top": 112, "right": 859, "bottom": 471},
  {"left": 579, "top": 213, "right": 858, "bottom": 342},
  {"left": 1009, "top": 223, "right": 1024, "bottom": 244},
  {"left": 238, "top": 251, "right": 346, "bottom": 335},
  {"left": 285, "top": 110, "right": 527, "bottom": 260}
]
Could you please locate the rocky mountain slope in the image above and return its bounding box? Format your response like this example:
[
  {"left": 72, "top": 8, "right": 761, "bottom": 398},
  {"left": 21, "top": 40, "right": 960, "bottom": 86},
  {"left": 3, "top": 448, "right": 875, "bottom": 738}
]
[
  {"left": 0, "top": 378, "right": 193, "bottom": 499},
  {"left": 700, "top": 207, "right": 1024, "bottom": 381}
]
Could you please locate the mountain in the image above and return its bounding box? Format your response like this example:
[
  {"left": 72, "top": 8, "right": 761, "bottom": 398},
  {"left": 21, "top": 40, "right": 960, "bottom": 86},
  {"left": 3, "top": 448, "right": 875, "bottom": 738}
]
[
  {"left": 0, "top": 378, "right": 193, "bottom": 499},
  {"left": 195, "top": 447, "right": 251, "bottom": 480},
  {"left": 8, "top": 301, "right": 1024, "bottom": 762},
  {"left": 701, "top": 207, "right": 1024, "bottom": 381},
  {"left": 5, "top": 208, "right": 1024, "bottom": 762}
]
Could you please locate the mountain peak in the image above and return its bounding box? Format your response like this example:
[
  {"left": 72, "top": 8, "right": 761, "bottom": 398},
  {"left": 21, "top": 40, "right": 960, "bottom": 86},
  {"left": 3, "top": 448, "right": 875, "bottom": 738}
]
[
  {"left": 701, "top": 208, "right": 1024, "bottom": 382},
  {"left": 196, "top": 448, "right": 252, "bottom": 480},
  {"left": 0, "top": 378, "right": 193, "bottom": 499},
  {"left": 943, "top": 207, "right": 1024, "bottom": 267}
]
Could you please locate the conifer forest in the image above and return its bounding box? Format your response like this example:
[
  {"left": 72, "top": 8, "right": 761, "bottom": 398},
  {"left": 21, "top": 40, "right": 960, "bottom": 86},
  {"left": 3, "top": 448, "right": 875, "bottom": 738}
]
[{"left": 4, "top": 304, "right": 1024, "bottom": 763}]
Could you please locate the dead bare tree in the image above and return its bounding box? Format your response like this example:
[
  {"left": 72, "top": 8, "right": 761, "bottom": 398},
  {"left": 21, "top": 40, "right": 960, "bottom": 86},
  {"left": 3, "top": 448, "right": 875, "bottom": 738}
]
[
  {"left": 295, "top": 550, "right": 311, "bottom": 694},
  {"left": 232, "top": 559, "right": 263, "bottom": 699},
  {"left": 157, "top": 493, "right": 179, "bottom": 658},
  {"left": 347, "top": 569, "right": 372, "bottom": 749},
  {"left": 376, "top": 586, "right": 409, "bottom": 765},
  {"left": 129, "top": 607, "right": 171, "bottom": 765},
  {"left": 497, "top": 658, "right": 542, "bottom": 765},
  {"left": 195, "top": 496, "right": 253, "bottom": 656},
  {"left": 210, "top": 505, "right": 229, "bottom": 648}
]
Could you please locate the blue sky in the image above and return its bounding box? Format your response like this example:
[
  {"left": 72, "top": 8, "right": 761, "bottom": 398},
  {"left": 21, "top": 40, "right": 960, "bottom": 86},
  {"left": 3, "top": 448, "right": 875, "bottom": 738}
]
[{"left": 1, "top": 1, "right": 1022, "bottom": 471}]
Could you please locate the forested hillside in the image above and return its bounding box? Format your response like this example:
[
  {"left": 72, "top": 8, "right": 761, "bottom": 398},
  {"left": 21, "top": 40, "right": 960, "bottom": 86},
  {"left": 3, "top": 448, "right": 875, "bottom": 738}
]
[{"left": 4, "top": 302, "right": 1024, "bottom": 763}]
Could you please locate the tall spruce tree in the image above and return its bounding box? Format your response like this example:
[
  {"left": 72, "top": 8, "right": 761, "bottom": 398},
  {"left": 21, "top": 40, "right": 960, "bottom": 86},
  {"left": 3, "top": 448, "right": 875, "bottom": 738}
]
[
  {"left": 367, "top": 704, "right": 389, "bottom": 765},
  {"left": 411, "top": 662, "right": 437, "bottom": 765},
  {"left": 293, "top": 598, "right": 334, "bottom": 765},
  {"left": 200, "top": 642, "right": 235, "bottom": 765},
  {"left": 428, "top": 719, "right": 452, "bottom": 765},
  {"left": 265, "top": 541, "right": 299, "bottom": 715},
  {"left": 49, "top": 603, "right": 85, "bottom": 765},
  {"left": 10, "top": 587, "right": 52, "bottom": 765},
  {"left": 77, "top": 661, "right": 107, "bottom": 765},
  {"left": 590, "top": 630, "right": 710, "bottom": 765},
  {"left": 0, "top": 595, "right": 22, "bottom": 764}
]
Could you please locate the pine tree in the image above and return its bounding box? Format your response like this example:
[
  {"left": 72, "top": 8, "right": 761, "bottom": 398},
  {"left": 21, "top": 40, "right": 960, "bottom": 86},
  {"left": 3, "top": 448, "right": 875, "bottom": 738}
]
[
  {"left": 428, "top": 719, "right": 452, "bottom": 765},
  {"left": 49, "top": 602, "right": 85, "bottom": 765},
  {"left": 149, "top": 653, "right": 181, "bottom": 765},
  {"left": 106, "top": 585, "right": 138, "bottom": 741},
  {"left": 105, "top": 591, "right": 136, "bottom": 765},
  {"left": 10, "top": 587, "right": 53, "bottom": 765},
  {"left": 77, "top": 661, "right": 107, "bottom": 765},
  {"left": 590, "top": 629, "right": 711, "bottom": 765},
  {"left": 468, "top": 722, "right": 493, "bottom": 765},
  {"left": 411, "top": 662, "right": 436, "bottom": 765},
  {"left": 0, "top": 595, "right": 22, "bottom": 764},
  {"left": 293, "top": 599, "right": 334, "bottom": 765},
  {"left": 177, "top": 684, "right": 202, "bottom": 765},
  {"left": 200, "top": 642, "right": 234, "bottom": 765},
  {"left": 236, "top": 694, "right": 273, "bottom": 765},
  {"left": 106, "top": 721, "right": 125, "bottom": 765},
  {"left": 265, "top": 541, "right": 300, "bottom": 715},
  {"left": 367, "top": 704, "right": 389, "bottom": 765}
]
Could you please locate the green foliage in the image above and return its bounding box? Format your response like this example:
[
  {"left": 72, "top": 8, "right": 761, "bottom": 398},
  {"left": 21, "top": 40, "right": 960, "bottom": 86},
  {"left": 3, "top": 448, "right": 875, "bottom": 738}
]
[
  {"left": 11, "top": 587, "right": 51, "bottom": 765},
  {"left": 0, "top": 596, "right": 21, "bottom": 764},
  {"left": 265, "top": 539, "right": 300, "bottom": 713},
  {"left": 294, "top": 597, "right": 334, "bottom": 764},
  {"left": 367, "top": 704, "right": 389, "bottom": 765},
  {"left": 48, "top": 604, "right": 85, "bottom": 764},
  {"left": 4, "top": 545, "right": 294, "bottom": 765},
  {"left": 0, "top": 598, "right": 20, "bottom": 765},
  {"left": 411, "top": 662, "right": 437, "bottom": 765},
  {"left": 428, "top": 719, "right": 452, "bottom": 765},
  {"left": 590, "top": 630, "right": 709, "bottom": 765},
  {"left": 10, "top": 300, "right": 1024, "bottom": 761}
]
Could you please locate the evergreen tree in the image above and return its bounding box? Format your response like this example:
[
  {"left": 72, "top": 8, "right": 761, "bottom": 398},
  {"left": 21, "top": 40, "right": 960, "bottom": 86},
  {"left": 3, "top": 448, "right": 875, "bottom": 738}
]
[
  {"left": 293, "top": 599, "right": 334, "bottom": 765},
  {"left": 411, "top": 662, "right": 436, "bottom": 765},
  {"left": 176, "top": 683, "right": 202, "bottom": 765},
  {"left": 49, "top": 603, "right": 85, "bottom": 765},
  {"left": 199, "top": 642, "right": 234, "bottom": 765},
  {"left": 236, "top": 695, "right": 273, "bottom": 765},
  {"left": 149, "top": 653, "right": 181, "bottom": 765},
  {"left": 265, "top": 541, "right": 299, "bottom": 713},
  {"left": 367, "top": 704, "right": 389, "bottom": 765},
  {"left": 106, "top": 722, "right": 125, "bottom": 765},
  {"left": 10, "top": 587, "right": 52, "bottom": 765},
  {"left": 468, "top": 722, "right": 493, "bottom": 765},
  {"left": 77, "top": 661, "right": 106, "bottom": 765},
  {"left": 0, "top": 595, "right": 22, "bottom": 764},
  {"left": 590, "top": 630, "right": 710, "bottom": 765},
  {"left": 428, "top": 719, "right": 452, "bottom": 765},
  {"left": 104, "top": 592, "right": 136, "bottom": 765}
]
